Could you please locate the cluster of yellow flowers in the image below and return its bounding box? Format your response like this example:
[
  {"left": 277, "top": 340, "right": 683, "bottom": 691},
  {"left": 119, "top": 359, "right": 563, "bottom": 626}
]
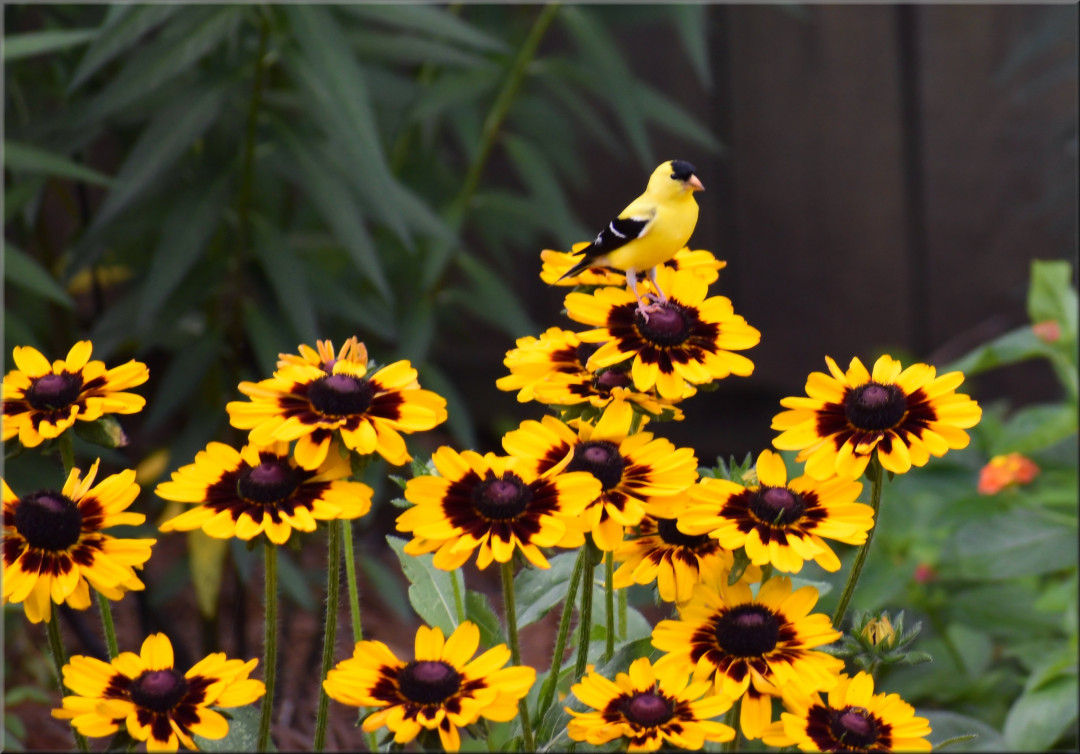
[{"left": 3, "top": 234, "right": 982, "bottom": 751}]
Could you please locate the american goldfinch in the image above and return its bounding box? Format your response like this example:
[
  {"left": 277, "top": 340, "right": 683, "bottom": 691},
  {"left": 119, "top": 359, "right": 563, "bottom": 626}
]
[{"left": 558, "top": 160, "right": 704, "bottom": 318}]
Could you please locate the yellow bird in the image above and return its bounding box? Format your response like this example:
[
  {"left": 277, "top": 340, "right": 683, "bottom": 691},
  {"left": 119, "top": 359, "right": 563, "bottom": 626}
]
[{"left": 558, "top": 159, "right": 704, "bottom": 318}]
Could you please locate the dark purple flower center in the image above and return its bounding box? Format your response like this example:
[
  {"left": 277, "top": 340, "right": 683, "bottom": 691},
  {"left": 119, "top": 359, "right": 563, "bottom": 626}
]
[
  {"left": 25, "top": 373, "right": 83, "bottom": 411},
  {"left": 306, "top": 373, "right": 375, "bottom": 416},
  {"left": 636, "top": 304, "right": 690, "bottom": 346},
  {"left": 566, "top": 441, "right": 625, "bottom": 490},
  {"left": 751, "top": 486, "right": 805, "bottom": 525},
  {"left": 237, "top": 460, "right": 300, "bottom": 504},
  {"left": 397, "top": 661, "right": 461, "bottom": 705},
  {"left": 621, "top": 691, "right": 673, "bottom": 727},
  {"left": 844, "top": 382, "right": 907, "bottom": 431},
  {"left": 656, "top": 517, "right": 710, "bottom": 548},
  {"left": 129, "top": 669, "right": 188, "bottom": 712},
  {"left": 714, "top": 605, "right": 780, "bottom": 657},
  {"left": 828, "top": 706, "right": 879, "bottom": 748},
  {"left": 14, "top": 491, "right": 83, "bottom": 551},
  {"left": 473, "top": 475, "right": 532, "bottom": 520},
  {"left": 594, "top": 367, "right": 632, "bottom": 392}
]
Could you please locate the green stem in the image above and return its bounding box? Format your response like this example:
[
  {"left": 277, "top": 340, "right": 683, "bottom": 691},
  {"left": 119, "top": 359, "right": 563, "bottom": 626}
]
[
  {"left": 831, "top": 458, "right": 886, "bottom": 629},
  {"left": 617, "top": 587, "right": 627, "bottom": 640},
  {"left": 58, "top": 432, "right": 74, "bottom": 477},
  {"left": 95, "top": 591, "right": 119, "bottom": 659},
  {"left": 721, "top": 696, "right": 742, "bottom": 752},
  {"left": 603, "top": 551, "right": 615, "bottom": 661},
  {"left": 342, "top": 521, "right": 363, "bottom": 643},
  {"left": 537, "top": 546, "right": 586, "bottom": 716},
  {"left": 500, "top": 561, "right": 534, "bottom": 752},
  {"left": 628, "top": 409, "right": 645, "bottom": 436},
  {"left": 257, "top": 542, "right": 279, "bottom": 752},
  {"left": 46, "top": 605, "right": 90, "bottom": 752},
  {"left": 574, "top": 543, "right": 599, "bottom": 682},
  {"left": 314, "top": 521, "right": 342, "bottom": 751}
]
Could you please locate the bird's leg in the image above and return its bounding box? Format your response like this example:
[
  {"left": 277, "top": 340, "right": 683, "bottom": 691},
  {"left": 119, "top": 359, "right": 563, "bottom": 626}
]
[
  {"left": 646, "top": 267, "right": 668, "bottom": 305},
  {"left": 625, "top": 269, "right": 653, "bottom": 322}
]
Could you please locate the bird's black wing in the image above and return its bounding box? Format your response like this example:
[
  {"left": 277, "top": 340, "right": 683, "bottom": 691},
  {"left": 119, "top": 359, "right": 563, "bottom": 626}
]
[{"left": 557, "top": 215, "right": 654, "bottom": 282}]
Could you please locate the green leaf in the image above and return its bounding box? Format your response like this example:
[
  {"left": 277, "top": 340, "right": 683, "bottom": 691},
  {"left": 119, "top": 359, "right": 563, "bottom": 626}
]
[
  {"left": 72, "top": 6, "right": 242, "bottom": 126},
  {"left": 415, "top": 362, "right": 477, "bottom": 450},
  {"left": 3, "top": 141, "right": 113, "bottom": 186},
  {"left": 137, "top": 173, "right": 230, "bottom": 327},
  {"left": 923, "top": 710, "right": 1006, "bottom": 752},
  {"left": 73, "top": 414, "right": 128, "bottom": 449},
  {"left": 1004, "top": 674, "right": 1078, "bottom": 751},
  {"left": 143, "top": 331, "right": 223, "bottom": 433},
  {"left": 271, "top": 121, "right": 391, "bottom": 302},
  {"left": 945, "top": 325, "right": 1055, "bottom": 377},
  {"left": 187, "top": 530, "right": 229, "bottom": 619},
  {"left": 346, "top": 29, "right": 497, "bottom": 70},
  {"left": 276, "top": 548, "right": 317, "bottom": 612},
  {"left": 387, "top": 536, "right": 457, "bottom": 633},
  {"left": 670, "top": 5, "right": 712, "bottom": 88},
  {"left": 514, "top": 551, "right": 581, "bottom": 628},
  {"left": 466, "top": 590, "right": 505, "bottom": 648},
  {"left": 453, "top": 252, "right": 536, "bottom": 338},
  {"left": 637, "top": 83, "right": 725, "bottom": 154},
  {"left": 946, "top": 509, "right": 1078, "bottom": 580},
  {"left": 503, "top": 133, "right": 590, "bottom": 241},
  {"left": 1027, "top": 259, "right": 1077, "bottom": 339},
  {"left": 945, "top": 623, "right": 993, "bottom": 677},
  {"left": 4, "top": 177, "right": 43, "bottom": 224},
  {"left": 192, "top": 704, "right": 266, "bottom": 752},
  {"left": 81, "top": 84, "right": 227, "bottom": 250},
  {"left": 251, "top": 217, "right": 319, "bottom": 345},
  {"left": 3, "top": 243, "right": 74, "bottom": 309},
  {"left": 3, "top": 28, "right": 97, "bottom": 61},
  {"left": 991, "top": 403, "right": 1078, "bottom": 456},
  {"left": 337, "top": 5, "right": 508, "bottom": 53},
  {"left": 69, "top": 4, "right": 182, "bottom": 91}
]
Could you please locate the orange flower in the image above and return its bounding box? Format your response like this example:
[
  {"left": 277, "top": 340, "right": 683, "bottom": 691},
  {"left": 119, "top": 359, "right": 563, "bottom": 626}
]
[
  {"left": 976, "top": 453, "right": 1040, "bottom": 495},
  {"left": 1032, "top": 320, "right": 1062, "bottom": 343}
]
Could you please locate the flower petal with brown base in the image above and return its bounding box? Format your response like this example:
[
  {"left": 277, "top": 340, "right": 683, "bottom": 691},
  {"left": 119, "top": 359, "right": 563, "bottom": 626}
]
[
  {"left": 772, "top": 355, "right": 982, "bottom": 480},
  {"left": 541, "top": 245, "right": 726, "bottom": 287},
  {"left": 324, "top": 622, "right": 535, "bottom": 752},
  {"left": 156, "top": 441, "right": 372, "bottom": 545},
  {"left": 3, "top": 460, "right": 155, "bottom": 623},
  {"left": 2, "top": 341, "right": 148, "bottom": 448},
  {"left": 52, "top": 633, "right": 265, "bottom": 751}
]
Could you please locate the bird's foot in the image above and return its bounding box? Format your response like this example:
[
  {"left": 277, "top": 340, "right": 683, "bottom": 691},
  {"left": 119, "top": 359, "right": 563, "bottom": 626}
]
[{"left": 635, "top": 301, "right": 666, "bottom": 323}]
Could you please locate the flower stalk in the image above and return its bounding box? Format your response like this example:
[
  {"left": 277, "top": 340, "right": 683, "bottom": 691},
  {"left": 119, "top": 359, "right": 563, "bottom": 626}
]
[
  {"left": 537, "top": 545, "right": 587, "bottom": 716},
  {"left": 257, "top": 541, "right": 279, "bottom": 751},
  {"left": 94, "top": 592, "right": 119, "bottom": 659},
  {"left": 832, "top": 457, "right": 885, "bottom": 628},
  {"left": 46, "top": 605, "right": 90, "bottom": 752},
  {"left": 314, "top": 520, "right": 342, "bottom": 751},
  {"left": 603, "top": 551, "right": 615, "bottom": 660},
  {"left": 500, "top": 560, "right": 534, "bottom": 751}
]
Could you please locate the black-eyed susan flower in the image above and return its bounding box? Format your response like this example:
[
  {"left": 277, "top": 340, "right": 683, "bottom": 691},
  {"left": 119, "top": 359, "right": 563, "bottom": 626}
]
[
  {"left": 652, "top": 575, "right": 843, "bottom": 740},
  {"left": 497, "top": 327, "right": 686, "bottom": 417},
  {"left": 2, "top": 341, "right": 148, "bottom": 448},
  {"left": 52, "top": 632, "right": 265, "bottom": 751},
  {"left": 226, "top": 355, "right": 447, "bottom": 470},
  {"left": 762, "top": 671, "right": 932, "bottom": 752},
  {"left": 541, "top": 245, "right": 725, "bottom": 288},
  {"left": 275, "top": 335, "right": 368, "bottom": 372},
  {"left": 501, "top": 400, "right": 698, "bottom": 551},
  {"left": 396, "top": 448, "right": 601, "bottom": 570},
  {"left": 2, "top": 461, "right": 154, "bottom": 624},
  {"left": 156, "top": 441, "right": 372, "bottom": 545},
  {"left": 772, "top": 355, "right": 982, "bottom": 480},
  {"left": 613, "top": 514, "right": 762, "bottom": 604},
  {"left": 677, "top": 450, "right": 874, "bottom": 574},
  {"left": 566, "top": 267, "right": 760, "bottom": 400},
  {"left": 323, "top": 621, "right": 535, "bottom": 751},
  {"left": 566, "top": 656, "right": 735, "bottom": 751}
]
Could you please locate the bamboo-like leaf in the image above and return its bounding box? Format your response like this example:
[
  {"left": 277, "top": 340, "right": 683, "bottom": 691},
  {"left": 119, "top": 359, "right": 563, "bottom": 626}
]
[
  {"left": 346, "top": 29, "right": 498, "bottom": 70},
  {"left": 502, "top": 133, "right": 590, "bottom": 242},
  {"left": 337, "top": 4, "right": 508, "bottom": 53},
  {"left": 136, "top": 173, "right": 231, "bottom": 327},
  {"left": 81, "top": 84, "right": 227, "bottom": 249},
  {"left": 271, "top": 120, "right": 392, "bottom": 302},
  {"left": 452, "top": 251, "right": 536, "bottom": 338},
  {"left": 670, "top": 5, "right": 712, "bottom": 89},
  {"left": 69, "top": 4, "right": 181, "bottom": 91},
  {"left": 4, "top": 178, "right": 43, "bottom": 224},
  {"left": 416, "top": 361, "right": 477, "bottom": 450},
  {"left": 636, "top": 83, "right": 725, "bottom": 154},
  {"left": 3, "top": 242, "right": 74, "bottom": 309},
  {"left": 72, "top": 6, "right": 242, "bottom": 126},
  {"left": 142, "top": 331, "right": 223, "bottom": 433},
  {"left": 533, "top": 63, "right": 622, "bottom": 161},
  {"left": 4, "top": 140, "right": 113, "bottom": 186},
  {"left": 242, "top": 300, "right": 292, "bottom": 377},
  {"left": 387, "top": 535, "right": 457, "bottom": 633},
  {"left": 406, "top": 67, "right": 502, "bottom": 124},
  {"left": 3, "top": 28, "right": 97, "bottom": 62},
  {"left": 251, "top": 217, "right": 319, "bottom": 345}
]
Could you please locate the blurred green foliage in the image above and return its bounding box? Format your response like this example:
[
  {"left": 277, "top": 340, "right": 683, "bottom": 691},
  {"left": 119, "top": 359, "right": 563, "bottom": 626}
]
[{"left": 4, "top": 4, "right": 719, "bottom": 466}]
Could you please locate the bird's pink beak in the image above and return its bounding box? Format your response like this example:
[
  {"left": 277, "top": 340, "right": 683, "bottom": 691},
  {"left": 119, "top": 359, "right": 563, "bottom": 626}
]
[{"left": 688, "top": 175, "right": 704, "bottom": 192}]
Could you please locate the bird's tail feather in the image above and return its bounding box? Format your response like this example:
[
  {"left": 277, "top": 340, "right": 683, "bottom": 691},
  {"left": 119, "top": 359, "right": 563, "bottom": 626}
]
[{"left": 556, "top": 246, "right": 596, "bottom": 282}]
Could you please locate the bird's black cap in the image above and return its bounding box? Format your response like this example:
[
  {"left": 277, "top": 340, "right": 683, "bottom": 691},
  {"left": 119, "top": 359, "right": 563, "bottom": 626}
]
[{"left": 669, "top": 160, "right": 697, "bottom": 182}]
